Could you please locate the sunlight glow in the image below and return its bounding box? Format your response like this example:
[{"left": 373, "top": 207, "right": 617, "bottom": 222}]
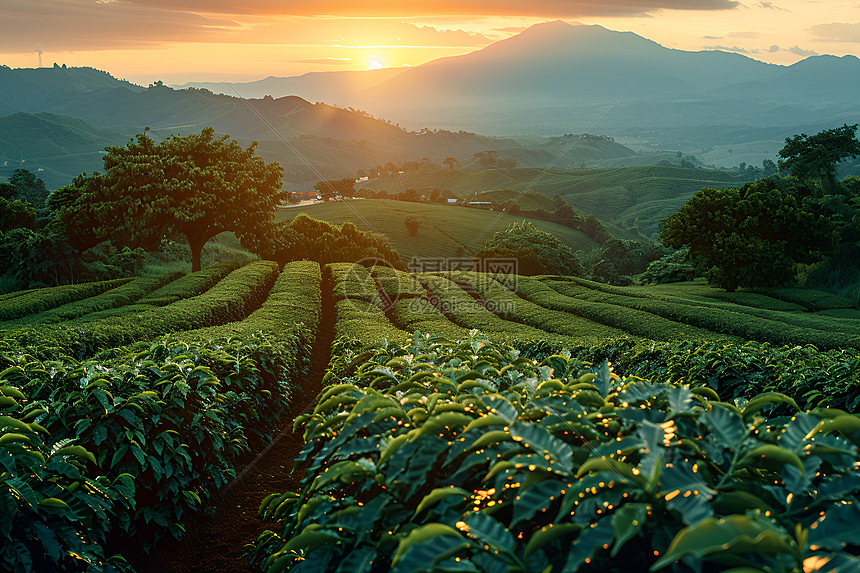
[{"left": 367, "top": 56, "right": 384, "bottom": 70}]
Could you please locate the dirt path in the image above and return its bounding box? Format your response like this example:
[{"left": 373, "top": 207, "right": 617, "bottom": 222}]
[{"left": 128, "top": 275, "right": 336, "bottom": 573}]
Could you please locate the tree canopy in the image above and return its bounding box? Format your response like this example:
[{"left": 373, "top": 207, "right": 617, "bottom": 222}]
[
  {"left": 659, "top": 176, "right": 837, "bottom": 291},
  {"left": 475, "top": 221, "right": 583, "bottom": 277},
  {"left": 53, "top": 128, "right": 285, "bottom": 271},
  {"left": 314, "top": 178, "right": 356, "bottom": 202},
  {"left": 259, "top": 213, "right": 403, "bottom": 268},
  {"left": 778, "top": 124, "right": 860, "bottom": 189}
]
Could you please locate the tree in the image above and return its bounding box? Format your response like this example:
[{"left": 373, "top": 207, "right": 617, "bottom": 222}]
[
  {"left": 475, "top": 221, "right": 583, "bottom": 277},
  {"left": 54, "top": 127, "right": 285, "bottom": 272},
  {"left": 314, "top": 178, "right": 356, "bottom": 202},
  {"left": 778, "top": 124, "right": 860, "bottom": 190},
  {"left": 9, "top": 169, "right": 49, "bottom": 207},
  {"left": 404, "top": 215, "right": 420, "bottom": 237},
  {"left": 659, "top": 176, "right": 837, "bottom": 291},
  {"left": 443, "top": 157, "right": 457, "bottom": 170}
]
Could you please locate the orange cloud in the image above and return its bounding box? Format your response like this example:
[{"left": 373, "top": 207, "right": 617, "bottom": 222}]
[{"left": 128, "top": 0, "right": 739, "bottom": 17}]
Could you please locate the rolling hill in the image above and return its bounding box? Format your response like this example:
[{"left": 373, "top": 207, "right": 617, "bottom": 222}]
[
  {"left": 275, "top": 199, "right": 601, "bottom": 261},
  {"left": 358, "top": 166, "right": 749, "bottom": 238}
]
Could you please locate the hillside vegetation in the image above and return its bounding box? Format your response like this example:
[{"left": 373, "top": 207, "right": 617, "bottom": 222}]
[
  {"left": 360, "top": 166, "right": 748, "bottom": 237},
  {"left": 0, "top": 261, "right": 858, "bottom": 571},
  {"left": 276, "top": 199, "right": 601, "bottom": 261}
]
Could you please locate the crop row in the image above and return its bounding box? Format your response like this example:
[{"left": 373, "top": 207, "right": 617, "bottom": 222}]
[
  {"left": 0, "top": 277, "right": 134, "bottom": 322},
  {"left": 137, "top": 262, "right": 236, "bottom": 306},
  {"left": 416, "top": 273, "right": 571, "bottom": 345},
  {"left": 253, "top": 333, "right": 860, "bottom": 572},
  {"left": 445, "top": 271, "right": 631, "bottom": 345},
  {"left": 510, "top": 276, "right": 734, "bottom": 344},
  {"left": 0, "top": 261, "right": 324, "bottom": 570},
  {"left": 388, "top": 296, "right": 473, "bottom": 341},
  {"left": 545, "top": 278, "right": 859, "bottom": 349},
  {"left": 515, "top": 336, "right": 860, "bottom": 414},
  {"left": 0, "top": 272, "right": 182, "bottom": 331},
  {"left": 369, "top": 265, "right": 428, "bottom": 301},
  {"left": 328, "top": 264, "right": 409, "bottom": 344},
  {"left": 592, "top": 277, "right": 859, "bottom": 336},
  {"left": 4, "top": 260, "right": 279, "bottom": 359}
]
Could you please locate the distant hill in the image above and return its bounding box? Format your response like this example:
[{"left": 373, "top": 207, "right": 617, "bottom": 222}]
[
  {"left": 0, "top": 112, "right": 134, "bottom": 189},
  {"left": 177, "top": 21, "right": 860, "bottom": 155},
  {"left": 0, "top": 66, "right": 651, "bottom": 189},
  {"left": 275, "top": 199, "right": 601, "bottom": 261},
  {"left": 359, "top": 166, "right": 749, "bottom": 238}
]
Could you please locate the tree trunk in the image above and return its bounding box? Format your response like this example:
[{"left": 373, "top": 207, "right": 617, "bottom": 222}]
[
  {"left": 191, "top": 244, "right": 202, "bottom": 272},
  {"left": 187, "top": 233, "right": 208, "bottom": 273}
]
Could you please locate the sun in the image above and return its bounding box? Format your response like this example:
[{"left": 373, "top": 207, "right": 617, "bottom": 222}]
[{"left": 367, "top": 56, "right": 384, "bottom": 70}]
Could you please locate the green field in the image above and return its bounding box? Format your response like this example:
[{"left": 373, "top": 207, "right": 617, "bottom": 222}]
[
  {"left": 360, "top": 166, "right": 749, "bottom": 237},
  {"left": 1, "top": 261, "right": 858, "bottom": 571},
  {"left": 276, "top": 198, "right": 601, "bottom": 262}
]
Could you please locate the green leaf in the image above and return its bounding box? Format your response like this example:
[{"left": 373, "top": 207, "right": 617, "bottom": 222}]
[
  {"left": 738, "top": 445, "right": 804, "bottom": 474},
  {"left": 523, "top": 523, "right": 582, "bottom": 559},
  {"left": 413, "top": 487, "right": 470, "bottom": 516},
  {"left": 53, "top": 445, "right": 97, "bottom": 465},
  {"left": 651, "top": 515, "right": 797, "bottom": 571},
  {"left": 391, "top": 523, "right": 463, "bottom": 566},
  {"left": 612, "top": 503, "right": 648, "bottom": 557},
  {"left": 742, "top": 393, "right": 799, "bottom": 419},
  {"left": 463, "top": 512, "right": 515, "bottom": 554}
]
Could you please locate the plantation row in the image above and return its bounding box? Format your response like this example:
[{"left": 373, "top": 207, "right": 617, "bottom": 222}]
[
  {"left": 252, "top": 334, "right": 860, "bottom": 572},
  {"left": 0, "top": 261, "right": 321, "bottom": 571},
  {"left": 328, "top": 264, "right": 859, "bottom": 411},
  {"left": 0, "top": 262, "right": 858, "bottom": 571}
]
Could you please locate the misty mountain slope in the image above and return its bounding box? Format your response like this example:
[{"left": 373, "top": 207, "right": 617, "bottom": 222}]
[
  {"left": 0, "top": 112, "right": 135, "bottom": 188},
  {"left": 173, "top": 21, "right": 858, "bottom": 147}
]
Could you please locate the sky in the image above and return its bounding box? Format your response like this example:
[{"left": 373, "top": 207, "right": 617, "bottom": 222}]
[{"left": 2, "top": 0, "right": 860, "bottom": 85}]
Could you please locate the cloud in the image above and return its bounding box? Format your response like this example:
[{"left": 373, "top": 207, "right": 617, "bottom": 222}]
[
  {"left": 756, "top": 2, "right": 788, "bottom": 10},
  {"left": 808, "top": 22, "right": 860, "bottom": 43},
  {"left": 787, "top": 45, "right": 819, "bottom": 56},
  {"left": 703, "top": 35, "right": 723, "bottom": 39},
  {"left": 0, "top": 0, "right": 240, "bottom": 52},
  {"left": 0, "top": 1, "right": 492, "bottom": 53},
  {"left": 288, "top": 58, "right": 352, "bottom": 65},
  {"left": 767, "top": 44, "right": 780, "bottom": 52},
  {"left": 398, "top": 24, "right": 490, "bottom": 46},
  {"left": 703, "top": 44, "right": 760, "bottom": 54},
  {"left": 127, "top": 0, "right": 740, "bottom": 17}
]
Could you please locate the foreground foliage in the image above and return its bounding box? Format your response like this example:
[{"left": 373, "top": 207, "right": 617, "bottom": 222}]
[{"left": 253, "top": 333, "right": 860, "bottom": 572}]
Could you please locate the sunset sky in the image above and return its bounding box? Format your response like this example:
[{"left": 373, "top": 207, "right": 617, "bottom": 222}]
[{"left": 2, "top": 1, "right": 860, "bottom": 85}]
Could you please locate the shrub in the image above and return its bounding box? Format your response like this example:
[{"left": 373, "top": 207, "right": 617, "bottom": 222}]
[
  {"left": 640, "top": 247, "right": 699, "bottom": 284},
  {"left": 475, "top": 221, "right": 584, "bottom": 277}
]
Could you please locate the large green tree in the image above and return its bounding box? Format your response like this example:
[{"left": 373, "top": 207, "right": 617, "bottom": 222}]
[
  {"left": 778, "top": 124, "right": 860, "bottom": 190},
  {"left": 54, "top": 128, "right": 285, "bottom": 271},
  {"left": 660, "top": 176, "right": 837, "bottom": 291}
]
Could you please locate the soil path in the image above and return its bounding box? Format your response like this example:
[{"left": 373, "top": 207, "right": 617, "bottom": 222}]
[{"left": 128, "top": 275, "right": 336, "bottom": 573}]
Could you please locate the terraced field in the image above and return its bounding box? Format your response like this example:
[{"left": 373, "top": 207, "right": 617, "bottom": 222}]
[{"left": 0, "top": 262, "right": 858, "bottom": 572}]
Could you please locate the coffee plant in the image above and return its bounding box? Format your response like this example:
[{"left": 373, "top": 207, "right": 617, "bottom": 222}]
[{"left": 253, "top": 332, "right": 860, "bottom": 572}]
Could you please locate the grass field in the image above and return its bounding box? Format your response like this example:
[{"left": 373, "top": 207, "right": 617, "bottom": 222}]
[
  {"left": 276, "top": 198, "right": 600, "bottom": 262},
  {"left": 359, "top": 166, "right": 748, "bottom": 237}
]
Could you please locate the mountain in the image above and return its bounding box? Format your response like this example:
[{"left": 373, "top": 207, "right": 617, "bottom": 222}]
[
  {"left": 171, "top": 68, "right": 405, "bottom": 104},
  {"left": 0, "top": 68, "right": 640, "bottom": 190},
  {"left": 175, "top": 21, "right": 860, "bottom": 153}
]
